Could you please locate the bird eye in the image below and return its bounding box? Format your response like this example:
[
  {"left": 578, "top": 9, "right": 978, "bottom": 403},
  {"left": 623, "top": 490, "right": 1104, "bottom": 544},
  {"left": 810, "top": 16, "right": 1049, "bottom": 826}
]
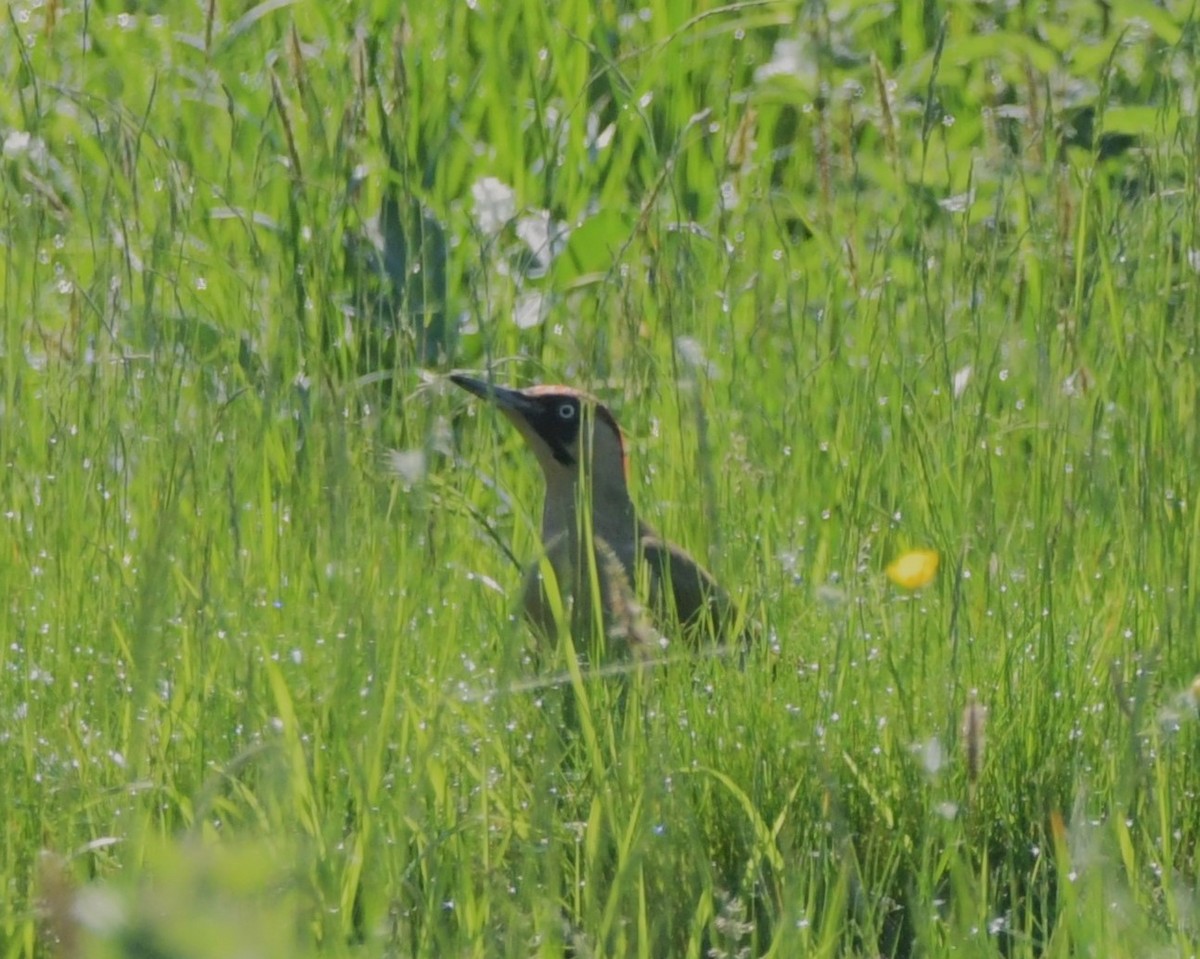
[{"left": 558, "top": 402, "right": 576, "bottom": 420}]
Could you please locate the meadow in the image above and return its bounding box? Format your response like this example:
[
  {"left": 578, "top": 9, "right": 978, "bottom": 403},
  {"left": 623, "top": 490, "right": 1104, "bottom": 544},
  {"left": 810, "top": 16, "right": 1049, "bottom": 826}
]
[{"left": 2, "top": 0, "right": 1200, "bottom": 956}]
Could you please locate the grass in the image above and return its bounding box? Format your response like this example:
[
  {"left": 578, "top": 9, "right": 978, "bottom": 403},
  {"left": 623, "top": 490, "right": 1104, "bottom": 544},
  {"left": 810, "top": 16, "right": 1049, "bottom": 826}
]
[{"left": 2, "top": 0, "right": 1200, "bottom": 955}]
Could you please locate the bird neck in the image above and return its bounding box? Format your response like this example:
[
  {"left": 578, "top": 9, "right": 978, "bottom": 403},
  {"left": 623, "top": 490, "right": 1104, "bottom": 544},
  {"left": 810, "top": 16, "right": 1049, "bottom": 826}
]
[{"left": 541, "top": 470, "right": 638, "bottom": 551}]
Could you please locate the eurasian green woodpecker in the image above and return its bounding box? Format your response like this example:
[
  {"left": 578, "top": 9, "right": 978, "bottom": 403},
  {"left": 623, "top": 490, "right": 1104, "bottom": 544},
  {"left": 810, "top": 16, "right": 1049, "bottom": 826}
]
[{"left": 451, "top": 373, "right": 740, "bottom": 653}]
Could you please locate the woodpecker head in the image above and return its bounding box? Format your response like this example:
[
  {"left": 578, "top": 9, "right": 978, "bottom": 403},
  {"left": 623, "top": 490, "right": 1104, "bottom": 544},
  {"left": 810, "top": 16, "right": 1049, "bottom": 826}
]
[{"left": 450, "top": 373, "right": 628, "bottom": 492}]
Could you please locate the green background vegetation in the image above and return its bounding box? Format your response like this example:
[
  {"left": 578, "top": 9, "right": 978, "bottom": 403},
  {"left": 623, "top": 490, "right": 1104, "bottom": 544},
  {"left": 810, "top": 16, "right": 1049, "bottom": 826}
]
[{"left": 3, "top": 0, "right": 1199, "bottom": 955}]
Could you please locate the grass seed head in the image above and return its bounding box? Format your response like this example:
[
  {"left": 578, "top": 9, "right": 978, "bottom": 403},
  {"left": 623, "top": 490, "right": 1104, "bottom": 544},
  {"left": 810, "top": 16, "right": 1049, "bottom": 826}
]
[{"left": 961, "top": 690, "right": 987, "bottom": 785}]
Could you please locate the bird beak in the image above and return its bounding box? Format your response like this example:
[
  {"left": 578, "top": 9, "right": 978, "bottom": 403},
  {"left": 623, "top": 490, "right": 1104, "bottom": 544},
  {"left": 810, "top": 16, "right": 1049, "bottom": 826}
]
[{"left": 449, "top": 373, "right": 539, "bottom": 418}]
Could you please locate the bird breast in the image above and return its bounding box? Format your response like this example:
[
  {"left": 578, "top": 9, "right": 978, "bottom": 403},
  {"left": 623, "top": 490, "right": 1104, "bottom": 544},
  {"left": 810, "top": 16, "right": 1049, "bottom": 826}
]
[{"left": 520, "top": 525, "right": 736, "bottom": 653}]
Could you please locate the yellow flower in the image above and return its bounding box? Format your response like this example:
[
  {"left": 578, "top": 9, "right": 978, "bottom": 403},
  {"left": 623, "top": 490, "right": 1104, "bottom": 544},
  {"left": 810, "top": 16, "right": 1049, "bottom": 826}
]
[{"left": 886, "top": 549, "right": 940, "bottom": 590}]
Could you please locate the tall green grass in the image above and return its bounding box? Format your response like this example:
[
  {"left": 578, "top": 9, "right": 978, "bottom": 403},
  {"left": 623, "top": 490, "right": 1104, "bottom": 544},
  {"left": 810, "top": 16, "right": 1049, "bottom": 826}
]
[{"left": 2, "top": 0, "right": 1199, "bottom": 955}]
